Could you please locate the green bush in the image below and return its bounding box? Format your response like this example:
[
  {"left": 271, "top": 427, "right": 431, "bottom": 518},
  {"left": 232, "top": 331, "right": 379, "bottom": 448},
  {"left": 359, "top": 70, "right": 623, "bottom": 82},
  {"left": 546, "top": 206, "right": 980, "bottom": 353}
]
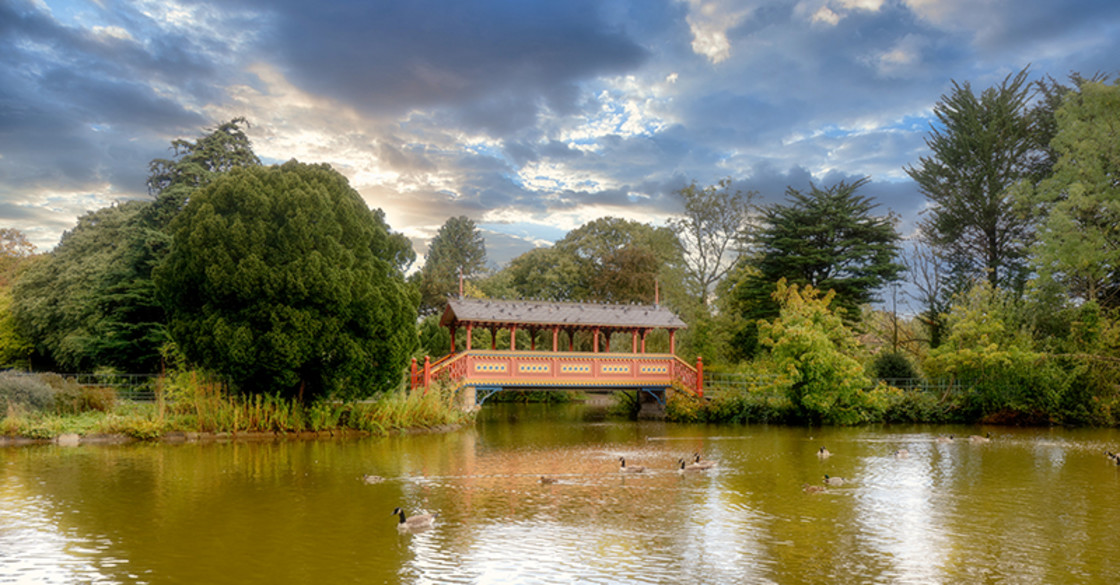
[
  {"left": 0, "top": 371, "right": 54, "bottom": 412},
  {"left": 871, "top": 351, "right": 919, "bottom": 381}
]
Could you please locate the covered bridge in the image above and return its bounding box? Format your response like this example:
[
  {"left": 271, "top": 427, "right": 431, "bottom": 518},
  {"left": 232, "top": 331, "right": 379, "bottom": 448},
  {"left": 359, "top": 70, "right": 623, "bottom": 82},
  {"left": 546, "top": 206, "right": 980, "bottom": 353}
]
[{"left": 411, "top": 297, "right": 703, "bottom": 407}]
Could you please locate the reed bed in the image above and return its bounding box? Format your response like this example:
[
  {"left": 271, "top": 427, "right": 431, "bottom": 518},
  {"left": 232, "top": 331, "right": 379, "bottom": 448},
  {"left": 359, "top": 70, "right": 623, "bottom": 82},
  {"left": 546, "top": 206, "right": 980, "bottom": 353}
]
[{"left": 1, "top": 372, "right": 473, "bottom": 441}]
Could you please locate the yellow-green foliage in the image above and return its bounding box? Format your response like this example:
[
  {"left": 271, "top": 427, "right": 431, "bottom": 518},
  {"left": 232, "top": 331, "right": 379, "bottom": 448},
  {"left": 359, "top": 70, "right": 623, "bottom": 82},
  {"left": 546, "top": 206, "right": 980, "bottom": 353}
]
[
  {"left": 757, "top": 279, "right": 884, "bottom": 424},
  {"left": 924, "top": 282, "right": 1040, "bottom": 379}
]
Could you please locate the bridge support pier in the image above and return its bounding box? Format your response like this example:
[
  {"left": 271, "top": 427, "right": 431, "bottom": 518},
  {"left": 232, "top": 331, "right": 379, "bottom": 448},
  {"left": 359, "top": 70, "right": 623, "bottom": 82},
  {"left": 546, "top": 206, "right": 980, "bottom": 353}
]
[{"left": 637, "top": 387, "right": 668, "bottom": 419}]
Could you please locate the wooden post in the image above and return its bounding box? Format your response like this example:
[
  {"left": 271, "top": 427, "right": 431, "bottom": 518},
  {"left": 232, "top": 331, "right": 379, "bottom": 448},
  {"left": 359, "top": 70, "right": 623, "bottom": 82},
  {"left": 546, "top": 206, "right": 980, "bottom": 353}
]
[
  {"left": 423, "top": 355, "right": 431, "bottom": 394},
  {"left": 696, "top": 355, "right": 704, "bottom": 398},
  {"left": 641, "top": 329, "right": 647, "bottom": 353},
  {"left": 593, "top": 327, "right": 600, "bottom": 352},
  {"left": 669, "top": 330, "right": 676, "bottom": 355},
  {"left": 411, "top": 357, "right": 418, "bottom": 391},
  {"left": 466, "top": 323, "right": 473, "bottom": 350},
  {"left": 552, "top": 327, "right": 559, "bottom": 352},
  {"left": 631, "top": 329, "right": 638, "bottom": 353},
  {"left": 450, "top": 324, "right": 456, "bottom": 353},
  {"left": 510, "top": 325, "right": 517, "bottom": 350}
]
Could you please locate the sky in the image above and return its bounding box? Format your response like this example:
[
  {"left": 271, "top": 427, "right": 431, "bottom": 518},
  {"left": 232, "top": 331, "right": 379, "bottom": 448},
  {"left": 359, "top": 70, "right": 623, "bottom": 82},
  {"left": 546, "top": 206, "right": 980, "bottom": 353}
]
[{"left": 2, "top": 0, "right": 1119, "bottom": 275}]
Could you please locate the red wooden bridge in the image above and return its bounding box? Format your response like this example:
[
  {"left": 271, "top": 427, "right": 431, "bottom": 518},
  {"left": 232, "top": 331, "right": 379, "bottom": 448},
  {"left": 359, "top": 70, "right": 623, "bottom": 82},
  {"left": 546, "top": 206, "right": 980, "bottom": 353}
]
[{"left": 410, "top": 298, "right": 703, "bottom": 407}]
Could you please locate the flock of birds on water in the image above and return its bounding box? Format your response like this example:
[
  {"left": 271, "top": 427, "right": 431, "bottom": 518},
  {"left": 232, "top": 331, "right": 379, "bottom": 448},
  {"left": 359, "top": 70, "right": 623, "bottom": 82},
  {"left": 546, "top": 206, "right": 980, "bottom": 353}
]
[{"left": 382, "top": 431, "right": 1120, "bottom": 532}]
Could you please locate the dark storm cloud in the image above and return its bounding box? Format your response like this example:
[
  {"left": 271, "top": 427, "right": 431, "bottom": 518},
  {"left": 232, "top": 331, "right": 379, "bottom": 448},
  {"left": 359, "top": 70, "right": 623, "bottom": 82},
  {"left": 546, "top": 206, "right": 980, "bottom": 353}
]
[{"left": 241, "top": 0, "right": 649, "bottom": 132}]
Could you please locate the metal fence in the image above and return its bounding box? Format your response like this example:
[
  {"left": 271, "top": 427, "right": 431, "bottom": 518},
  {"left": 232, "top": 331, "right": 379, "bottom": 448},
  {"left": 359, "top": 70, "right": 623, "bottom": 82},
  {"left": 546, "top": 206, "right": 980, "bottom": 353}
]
[
  {"left": 700, "top": 373, "right": 969, "bottom": 399},
  {"left": 3, "top": 371, "right": 163, "bottom": 401}
]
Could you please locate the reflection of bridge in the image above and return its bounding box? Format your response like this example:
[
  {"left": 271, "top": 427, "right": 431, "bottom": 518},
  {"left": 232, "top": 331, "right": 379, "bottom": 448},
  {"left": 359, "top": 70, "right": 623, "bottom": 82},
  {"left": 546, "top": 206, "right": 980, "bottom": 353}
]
[{"left": 410, "top": 297, "right": 702, "bottom": 408}]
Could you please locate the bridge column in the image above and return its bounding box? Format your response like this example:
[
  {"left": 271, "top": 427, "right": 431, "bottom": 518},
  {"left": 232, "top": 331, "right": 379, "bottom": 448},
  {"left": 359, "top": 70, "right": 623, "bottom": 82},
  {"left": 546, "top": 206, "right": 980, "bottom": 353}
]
[
  {"left": 641, "top": 329, "right": 647, "bottom": 353},
  {"left": 696, "top": 356, "right": 704, "bottom": 398},
  {"left": 552, "top": 327, "right": 559, "bottom": 352},
  {"left": 593, "top": 327, "right": 600, "bottom": 352},
  {"left": 466, "top": 324, "right": 473, "bottom": 350},
  {"left": 669, "top": 330, "right": 676, "bottom": 354},
  {"left": 423, "top": 355, "right": 431, "bottom": 393},
  {"left": 450, "top": 325, "right": 456, "bottom": 353},
  {"left": 632, "top": 329, "right": 638, "bottom": 353},
  {"left": 510, "top": 325, "right": 517, "bottom": 350}
]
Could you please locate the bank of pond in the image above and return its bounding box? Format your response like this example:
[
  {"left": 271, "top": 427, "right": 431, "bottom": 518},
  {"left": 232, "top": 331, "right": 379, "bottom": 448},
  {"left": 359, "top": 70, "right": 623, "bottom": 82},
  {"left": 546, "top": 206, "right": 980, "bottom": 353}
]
[{"left": 2, "top": 369, "right": 1119, "bottom": 445}]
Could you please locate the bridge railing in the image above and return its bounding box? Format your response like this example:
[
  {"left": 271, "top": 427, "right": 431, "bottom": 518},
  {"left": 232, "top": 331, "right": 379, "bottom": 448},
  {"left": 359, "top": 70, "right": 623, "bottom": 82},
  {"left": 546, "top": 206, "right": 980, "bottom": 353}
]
[{"left": 412, "top": 350, "right": 704, "bottom": 395}]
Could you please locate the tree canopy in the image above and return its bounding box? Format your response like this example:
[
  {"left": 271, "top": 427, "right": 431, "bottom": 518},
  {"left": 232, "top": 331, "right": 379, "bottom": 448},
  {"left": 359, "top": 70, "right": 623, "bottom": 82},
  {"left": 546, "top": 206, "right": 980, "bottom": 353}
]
[
  {"left": 726, "top": 178, "right": 902, "bottom": 357},
  {"left": 155, "top": 160, "right": 419, "bottom": 401},
  {"left": 1025, "top": 79, "right": 1120, "bottom": 306},
  {"left": 416, "top": 216, "right": 487, "bottom": 316},
  {"left": 906, "top": 68, "right": 1035, "bottom": 293}
]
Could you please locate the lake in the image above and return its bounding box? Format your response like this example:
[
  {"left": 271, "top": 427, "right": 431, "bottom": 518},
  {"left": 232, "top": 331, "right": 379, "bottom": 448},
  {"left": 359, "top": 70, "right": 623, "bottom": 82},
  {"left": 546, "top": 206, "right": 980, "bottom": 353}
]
[{"left": 3, "top": 403, "right": 1120, "bottom": 584}]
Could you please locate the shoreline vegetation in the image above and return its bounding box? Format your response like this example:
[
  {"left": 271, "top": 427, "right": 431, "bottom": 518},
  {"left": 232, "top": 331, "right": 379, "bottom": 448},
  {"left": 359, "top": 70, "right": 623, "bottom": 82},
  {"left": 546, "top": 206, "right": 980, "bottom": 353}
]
[{"left": 1, "top": 371, "right": 473, "bottom": 444}]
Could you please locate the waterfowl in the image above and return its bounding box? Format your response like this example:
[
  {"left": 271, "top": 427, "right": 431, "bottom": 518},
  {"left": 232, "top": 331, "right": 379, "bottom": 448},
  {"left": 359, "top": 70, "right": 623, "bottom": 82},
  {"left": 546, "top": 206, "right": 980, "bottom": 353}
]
[
  {"left": 893, "top": 448, "right": 910, "bottom": 459},
  {"left": 802, "top": 483, "right": 827, "bottom": 494},
  {"left": 362, "top": 474, "right": 384, "bottom": 484},
  {"left": 817, "top": 446, "right": 832, "bottom": 459},
  {"left": 618, "top": 456, "right": 645, "bottom": 473},
  {"left": 691, "top": 453, "right": 717, "bottom": 469},
  {"left": 678, "top": 459, "right": 707, "bottom": 473},
  {"left": 1109, "top": 451, "right": 1120, "bottom": 465},
  {"left": 969, "top": 432, "right": 992, "bottom": 443},
  {"left": 935, "top": 434, "right": 954, "bottom": 443},
  {"left": 540, "top": 476, "right": 559, "bottom": 484},
  {"left": 391, "top": 507, "right": 436, "bottom": 531},
  {"left": 823, "top": 474, "right": 847, "bottom": 486}
]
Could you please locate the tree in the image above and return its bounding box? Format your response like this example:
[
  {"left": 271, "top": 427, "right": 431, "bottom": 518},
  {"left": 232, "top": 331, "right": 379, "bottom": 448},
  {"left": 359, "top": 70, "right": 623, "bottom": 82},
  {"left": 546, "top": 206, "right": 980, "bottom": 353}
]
[
  {"left": 555, "top": 217, "right": 684, "bottom": 304},
  {"left": 757, "top": 279, "right": 884, "bottom": 425},
  {"left": 155, "top": 161, "right": 419, "bottom": 401},
  {"left": 902, "top": 230, "right": 952, "bottom": 348},
  {"left": 11, "top": 202, "right": 160, "bottom": 371},
  {"left": 145, "top": 117, "right": 262, "bottom": 228},
  {"left": 495, "top": 217, "right": 685, "bottom": 305},
  {"left": 1024, "top": 80, "right": 1120, "bottom": 307},
  {"left": 669, "top": 178, "right": 756, "bottom": 308},
  {"left": 417, "top": 216, "right": 487, "bottom": 315},
  {"left": 906, "top": 68, "right": 1036, "bottom": 293},
  {"left": 728, "top": 178, "right": 903, "bottom": 351}
]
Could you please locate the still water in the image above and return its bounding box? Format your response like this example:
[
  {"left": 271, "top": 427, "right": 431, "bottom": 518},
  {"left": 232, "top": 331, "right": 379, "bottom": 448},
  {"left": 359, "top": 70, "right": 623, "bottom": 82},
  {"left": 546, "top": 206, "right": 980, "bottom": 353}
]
[{"left": 3, "top": 403, "right": 1120, "bottom": 584}]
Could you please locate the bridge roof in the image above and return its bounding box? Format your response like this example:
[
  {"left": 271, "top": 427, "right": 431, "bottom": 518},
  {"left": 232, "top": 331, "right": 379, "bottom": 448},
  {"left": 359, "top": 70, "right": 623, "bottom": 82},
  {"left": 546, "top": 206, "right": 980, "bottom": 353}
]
[{"left": 441, "top": 298, "right": 687, "bottom": 330}]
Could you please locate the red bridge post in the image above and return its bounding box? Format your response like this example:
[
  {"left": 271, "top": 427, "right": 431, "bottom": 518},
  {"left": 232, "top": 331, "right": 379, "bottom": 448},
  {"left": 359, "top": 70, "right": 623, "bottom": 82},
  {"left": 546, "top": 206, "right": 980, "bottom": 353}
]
[
  {"left": 423, "top": 355, "right": 431, "bottom": 394},
  {"left": 696, "top": 356, "right": 704, "bottom": 398}
]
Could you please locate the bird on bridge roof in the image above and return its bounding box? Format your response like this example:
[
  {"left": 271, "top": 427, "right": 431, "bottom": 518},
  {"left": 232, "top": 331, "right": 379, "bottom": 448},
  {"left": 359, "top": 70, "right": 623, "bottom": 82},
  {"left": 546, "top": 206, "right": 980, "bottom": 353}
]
[{"left": 618, "top": 456, "right": 645, "bottom": 473}]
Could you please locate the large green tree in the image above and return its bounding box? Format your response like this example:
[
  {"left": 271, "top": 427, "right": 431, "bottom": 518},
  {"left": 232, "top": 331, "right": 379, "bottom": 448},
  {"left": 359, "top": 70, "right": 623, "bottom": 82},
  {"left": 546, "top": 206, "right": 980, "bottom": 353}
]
[
  {"left": 1024, "top": 79, "right": 1120, "bottom": 306},
  {"left": 495, "top": 217, "right": 684, "bottom": 305},
  {"left": 727, "top": 178, "right": 903, "bottom": 357},
  {"left": 155, "top": 161, "right": 418, "bottom": 401},
  {"left": 416, "top": 216, "right": 487, "bottom": 315},
  {"left": 10, "top": 120, "right": 263, "bottom": 372},
  {"left": 906, "top": 68, "right": 1036, "bottom": 293},
  {"left": 12, "top": 202, "right": 160, "bottom": 371}
]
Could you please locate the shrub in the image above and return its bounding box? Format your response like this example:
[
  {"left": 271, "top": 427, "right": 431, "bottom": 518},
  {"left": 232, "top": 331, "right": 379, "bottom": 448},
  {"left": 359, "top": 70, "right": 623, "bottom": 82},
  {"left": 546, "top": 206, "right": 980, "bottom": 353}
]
[
  {"left": 871, "top": 351, "right": 919, "bottom": 381},
  {"left": 0, "top": 371, "right": 54, "bottom": 412}
]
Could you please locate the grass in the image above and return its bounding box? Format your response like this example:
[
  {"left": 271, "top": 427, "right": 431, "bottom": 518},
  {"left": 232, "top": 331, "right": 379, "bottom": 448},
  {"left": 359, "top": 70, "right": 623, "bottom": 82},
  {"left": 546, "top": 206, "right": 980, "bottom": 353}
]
[{"left": 0, "top": 372, "right": 474, "bottom": 441}]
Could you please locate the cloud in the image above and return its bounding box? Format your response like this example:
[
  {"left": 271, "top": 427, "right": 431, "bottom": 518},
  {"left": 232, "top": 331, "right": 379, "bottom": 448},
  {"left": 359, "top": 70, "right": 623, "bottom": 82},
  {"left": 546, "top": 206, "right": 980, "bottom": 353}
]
[{"left": 4, "top": 0, "right": 1120, "bottom": 280}]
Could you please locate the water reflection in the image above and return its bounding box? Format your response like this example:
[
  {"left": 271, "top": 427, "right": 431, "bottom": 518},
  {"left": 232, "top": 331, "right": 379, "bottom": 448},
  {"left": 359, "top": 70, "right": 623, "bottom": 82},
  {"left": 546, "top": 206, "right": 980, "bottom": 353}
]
[{"left": 2, "top": 411, "right": 1120, "bottom": 584}]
